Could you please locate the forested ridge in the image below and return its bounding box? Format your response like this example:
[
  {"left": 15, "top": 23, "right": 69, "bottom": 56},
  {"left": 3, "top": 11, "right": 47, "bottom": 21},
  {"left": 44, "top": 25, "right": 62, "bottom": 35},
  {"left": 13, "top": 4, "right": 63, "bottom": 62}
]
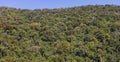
[{"left": 0, "top": 5, "right": 120, "bottom": 62}]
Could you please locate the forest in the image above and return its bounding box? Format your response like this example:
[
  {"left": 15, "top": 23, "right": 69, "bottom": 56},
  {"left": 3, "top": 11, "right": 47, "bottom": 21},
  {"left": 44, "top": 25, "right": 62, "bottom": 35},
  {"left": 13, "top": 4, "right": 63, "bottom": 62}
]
[{"left": 0, "top": 5, "right": 120, "bottom": 62}]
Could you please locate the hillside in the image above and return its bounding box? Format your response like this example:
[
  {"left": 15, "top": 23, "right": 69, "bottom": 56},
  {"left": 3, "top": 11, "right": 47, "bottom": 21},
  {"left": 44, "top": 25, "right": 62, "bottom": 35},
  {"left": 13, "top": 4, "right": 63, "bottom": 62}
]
[{"left": 0, "top": 5, "right": 120, "bottom": 62}]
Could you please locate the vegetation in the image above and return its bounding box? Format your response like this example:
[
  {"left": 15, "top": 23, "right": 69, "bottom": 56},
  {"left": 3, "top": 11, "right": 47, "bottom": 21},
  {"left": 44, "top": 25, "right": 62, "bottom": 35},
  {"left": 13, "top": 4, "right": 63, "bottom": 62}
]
[{"left": 0, "top": 5, "right": 120, "bottom": 62}]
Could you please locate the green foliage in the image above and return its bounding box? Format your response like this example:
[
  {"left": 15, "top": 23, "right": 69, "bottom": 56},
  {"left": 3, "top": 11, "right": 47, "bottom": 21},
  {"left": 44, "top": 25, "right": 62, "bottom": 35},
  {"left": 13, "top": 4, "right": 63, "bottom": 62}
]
[{"left": 0, "top": 5, "right": 120, "bottom": 62}]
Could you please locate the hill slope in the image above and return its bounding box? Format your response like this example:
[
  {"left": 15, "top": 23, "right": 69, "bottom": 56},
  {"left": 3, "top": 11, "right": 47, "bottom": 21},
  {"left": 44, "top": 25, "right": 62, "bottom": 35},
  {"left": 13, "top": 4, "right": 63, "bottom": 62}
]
[{"left": 0, "top": 5, "right": 120, "bottom": 62}]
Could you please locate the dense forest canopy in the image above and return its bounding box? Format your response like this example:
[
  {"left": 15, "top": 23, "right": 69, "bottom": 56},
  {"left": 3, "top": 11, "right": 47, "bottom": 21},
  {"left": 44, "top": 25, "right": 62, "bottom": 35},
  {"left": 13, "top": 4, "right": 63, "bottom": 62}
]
[{"left": 0, "top": 5, "right": 120, "bottom": 62}]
